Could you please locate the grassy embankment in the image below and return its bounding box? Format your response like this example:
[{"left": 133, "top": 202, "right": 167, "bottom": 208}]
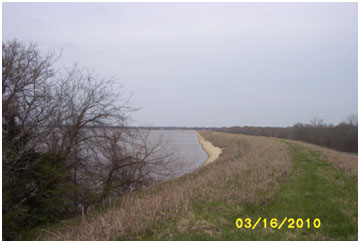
[{"left": 34, "top": 131, "right": 357, "bottom": 240}]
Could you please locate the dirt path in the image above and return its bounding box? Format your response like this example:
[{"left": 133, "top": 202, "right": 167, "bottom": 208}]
[{"left": 196, "top": 132, "right": 222, "bottom": 166}]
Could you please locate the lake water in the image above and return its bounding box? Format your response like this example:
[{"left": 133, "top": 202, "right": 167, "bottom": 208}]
[
  {"left": 145, "top": 130, "right": 208, "bottom": 178},
  {"left": 83, "top": 128, "right": 209, "bottom": 182}
]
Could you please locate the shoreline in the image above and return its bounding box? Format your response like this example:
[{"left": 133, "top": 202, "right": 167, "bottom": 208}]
[{"left": 196, "top": 132, "right": 222, "bottom": 166}]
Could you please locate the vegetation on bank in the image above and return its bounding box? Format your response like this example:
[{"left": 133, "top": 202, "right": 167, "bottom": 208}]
[
  {"left": 2, "top": 40, "right": 174, "bottom": 240},
  {"left": 137, "top": 142, "right": 357, "bottom": 240},
  {"left": 31, "top": 131, "right": 357, "bottom": 240}
]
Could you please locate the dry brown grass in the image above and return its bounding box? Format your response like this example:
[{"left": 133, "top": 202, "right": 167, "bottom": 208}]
[{"left": 37, "top": 131, "right": 293, "bottom": 240}]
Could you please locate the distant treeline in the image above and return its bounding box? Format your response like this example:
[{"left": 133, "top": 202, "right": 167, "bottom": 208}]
[{"left": 215, "top": 117, "right": 358, "bottom": 153}]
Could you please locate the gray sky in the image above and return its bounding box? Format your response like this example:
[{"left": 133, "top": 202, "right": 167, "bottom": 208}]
[{"left": 3, "top": 2, "right": 358, "bottom": 127}]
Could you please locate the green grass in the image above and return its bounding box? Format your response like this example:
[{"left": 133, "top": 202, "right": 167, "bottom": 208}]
[{"left": 125, "top": 143, "right": 358, "bottom": 240}]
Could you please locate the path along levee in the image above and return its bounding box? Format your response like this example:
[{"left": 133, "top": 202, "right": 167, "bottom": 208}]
[{"left": 196, "top": 132, "right": 222, "bottom": 166}]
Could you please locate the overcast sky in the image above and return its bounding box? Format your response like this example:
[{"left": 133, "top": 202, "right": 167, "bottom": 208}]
[{"left": 3, "top": 2, "right": 358, "bottom": 127}]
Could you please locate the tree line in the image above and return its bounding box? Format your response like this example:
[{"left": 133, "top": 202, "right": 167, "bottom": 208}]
[
  {"left": 215, "top": 116, "right": 358, "bottom": 153},
  {"left": 2, "top": 40, "right": 174, "bottom": 240}
]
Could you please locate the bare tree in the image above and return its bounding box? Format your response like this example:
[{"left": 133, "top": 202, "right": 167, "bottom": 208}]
[
  {"left": 345, "top": 114, "right": 358, "bottom": 126},
  {"left": 309, "top": 117, "right": 325, "bottom": 128},
  {"left": 2, "top": 40, "right": 176, "bottom": 239},
  {"left": 3, "top": 40, "right": 56, "bottom": 169},
  {"left": 84, "top": 127, "right": 178, "bottom": 197}
]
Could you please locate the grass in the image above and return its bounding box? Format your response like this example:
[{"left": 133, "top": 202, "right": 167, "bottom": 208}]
[
  {"left": 34, "top": 131, "right": 357, "bottom": 240},
  {"left": 129, "top": 142, "right": 357, "bottom": 240},
  {"left": 233, "top": 143, "right": 357, "bottom": 240}
]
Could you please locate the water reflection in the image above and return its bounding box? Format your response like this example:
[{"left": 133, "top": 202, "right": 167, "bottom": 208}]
[{"left": 145, "top": 130, "right": 208, "bottom": 179}]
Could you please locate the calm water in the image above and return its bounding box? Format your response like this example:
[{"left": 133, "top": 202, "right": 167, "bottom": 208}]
[{"left": 145, "top": 130, "right": 208, "bottom": 178}]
